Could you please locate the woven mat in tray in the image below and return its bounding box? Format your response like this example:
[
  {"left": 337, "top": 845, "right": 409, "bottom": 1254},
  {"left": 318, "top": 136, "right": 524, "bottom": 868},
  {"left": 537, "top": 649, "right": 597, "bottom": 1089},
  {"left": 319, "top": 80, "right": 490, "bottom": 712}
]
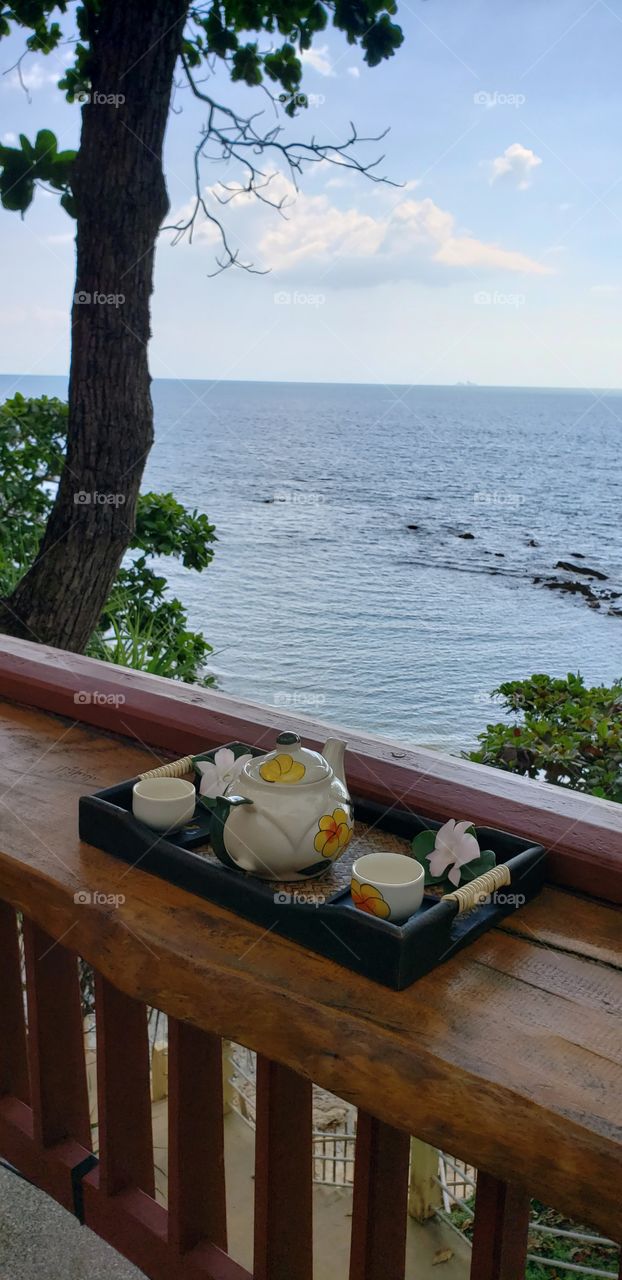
[{"left": 193, "top": 819, "right": 443, "bottom": 900}]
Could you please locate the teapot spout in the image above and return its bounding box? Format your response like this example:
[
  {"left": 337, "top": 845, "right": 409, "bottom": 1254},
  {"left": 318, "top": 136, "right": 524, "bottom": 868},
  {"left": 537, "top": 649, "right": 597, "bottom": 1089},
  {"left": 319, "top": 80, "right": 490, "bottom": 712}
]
[{"left": 322, "top": 738, "right": 347, "bottom": 785}]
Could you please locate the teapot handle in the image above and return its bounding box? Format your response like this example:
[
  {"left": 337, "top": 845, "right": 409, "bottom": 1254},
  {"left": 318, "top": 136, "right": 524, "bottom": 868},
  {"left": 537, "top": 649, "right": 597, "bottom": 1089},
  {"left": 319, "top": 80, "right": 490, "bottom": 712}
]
[{"left": 208, "top": 794, "right": 253, "bottom": 871}]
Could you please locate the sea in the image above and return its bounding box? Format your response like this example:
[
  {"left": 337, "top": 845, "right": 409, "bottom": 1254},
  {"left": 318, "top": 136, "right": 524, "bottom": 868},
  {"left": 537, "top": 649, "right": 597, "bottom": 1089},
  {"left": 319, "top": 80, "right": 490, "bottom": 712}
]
[{"left": 2, "top": 375, "right": 621, "bottom": 753}]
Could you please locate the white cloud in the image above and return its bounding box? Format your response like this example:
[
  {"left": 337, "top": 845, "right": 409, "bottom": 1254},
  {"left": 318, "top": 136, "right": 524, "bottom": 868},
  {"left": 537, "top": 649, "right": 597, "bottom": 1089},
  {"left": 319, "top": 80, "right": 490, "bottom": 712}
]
[
  {"left": 169, "top": 173, "right": 552, "bottom": 286},
  {"left": 490, "top": 142, "right": 542, "bottom": 189},
  {"left": 1, "top": 131, "right": 17, "bottom": 144},
  {"left": 301, "top": 45, "right": 334, "bottom": 77},
  {"left": 259, "top": 182, "right": 552, "bottom": 282},
  {"left": 347, "top": 67, "right": 360, "bottom": 78},
  {"left": 590, "top": 284, "right": 619, "bottom": 295},
  {"left": 3, "top": 59, "right": 60, "bottom": 92}
]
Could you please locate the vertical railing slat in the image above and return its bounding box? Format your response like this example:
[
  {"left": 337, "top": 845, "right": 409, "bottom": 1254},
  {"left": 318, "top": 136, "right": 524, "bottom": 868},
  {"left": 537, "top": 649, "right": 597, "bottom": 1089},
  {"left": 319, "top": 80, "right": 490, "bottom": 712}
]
[
  {"left": 254, "top": 1054, "right": 313, "bottom": 1280},
  {"left": 168, "top": 1018, "right": 227, "bottom": 1254},
  {"left": 348, "top": 1111, "right": 410, "bottom": 1280},
  {"left": 22, "top": 918, "right": 90, "bottom": 1147},
  {"left": 94, "top": 974, "right": 154, "bottom": 1196},
  {"left": 470, "top": 1171, "right": 530, "bottom": 1280},
  {"left": 0, "top": 902, "right": 29, "bottom": 1104}
]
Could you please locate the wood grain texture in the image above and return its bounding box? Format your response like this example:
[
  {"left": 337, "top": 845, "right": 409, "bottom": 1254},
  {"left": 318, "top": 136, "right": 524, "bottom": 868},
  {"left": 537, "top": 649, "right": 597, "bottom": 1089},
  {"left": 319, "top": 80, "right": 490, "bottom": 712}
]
[
  {"left": 0, "top": 901, "right": 29, "bottom": 1103},
  {"left": 469, "top": 1173, "right": 530, "bottom": 1280},
  {"left": 499, "top": 887, "right": 622, "bottom": 969},
  {"left": 254, "top": 1056, "right": 313, "bottom": 1280},
  {"left": 0, "top": 699, "right": 620, "bottom": 1237},
  {"left": 168, "top": 1019, "right": 227, "bottom": 1254},
  {"left": 348, "top": 1112, "right": 410, "bottom": 1280},
  {"left": 1, "top": 635, "right": 621, "bottom": 900},
  {"left": 22, "top": 919, "right": 91, "bottom": 1148},
  {"left": 93, "top": 974, "right": 155, "bottom": 1196}
]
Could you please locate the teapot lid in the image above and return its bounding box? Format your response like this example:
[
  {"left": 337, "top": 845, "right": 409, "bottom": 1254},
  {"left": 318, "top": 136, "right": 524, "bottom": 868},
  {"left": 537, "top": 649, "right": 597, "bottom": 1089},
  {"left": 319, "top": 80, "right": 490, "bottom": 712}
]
[{"left": 248, "top": 733, "right": 330, "bottom": 785}]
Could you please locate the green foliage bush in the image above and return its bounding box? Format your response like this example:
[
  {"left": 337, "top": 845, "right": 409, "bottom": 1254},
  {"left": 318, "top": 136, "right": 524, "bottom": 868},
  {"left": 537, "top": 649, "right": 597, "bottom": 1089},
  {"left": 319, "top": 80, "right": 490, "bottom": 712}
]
[
  {"left": 449, "top": 1196, "right": 620, "bottom": 1277},
  {"left": 469, "top": 673, "right": 622, "bottom": 803},
  {"left": 0, "top": 394, "right": 215, "bottom": 683}
]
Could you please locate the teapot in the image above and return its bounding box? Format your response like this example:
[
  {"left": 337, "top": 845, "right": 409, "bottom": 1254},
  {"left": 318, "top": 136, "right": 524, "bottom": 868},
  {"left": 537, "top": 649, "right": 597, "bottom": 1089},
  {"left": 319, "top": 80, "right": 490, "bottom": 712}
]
[{"left": 210, "top": 733, "right": 353, "bottom": 881}]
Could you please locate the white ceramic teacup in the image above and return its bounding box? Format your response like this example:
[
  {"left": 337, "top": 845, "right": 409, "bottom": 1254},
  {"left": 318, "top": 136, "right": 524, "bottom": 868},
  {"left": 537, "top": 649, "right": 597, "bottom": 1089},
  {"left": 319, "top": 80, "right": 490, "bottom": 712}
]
[
  {"left": 351, "top": 852, "right": 425, "bottom": 924},
  {"left": 132, "top": 777, "right": 196, "bottom": 831}
]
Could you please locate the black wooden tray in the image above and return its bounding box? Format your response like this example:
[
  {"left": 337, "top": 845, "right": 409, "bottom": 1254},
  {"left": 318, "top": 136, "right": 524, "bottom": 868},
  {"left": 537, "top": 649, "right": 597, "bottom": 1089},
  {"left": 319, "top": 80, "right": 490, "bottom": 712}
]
[{"left": 79, "top": 742, "right": 547, "bottom": 990}]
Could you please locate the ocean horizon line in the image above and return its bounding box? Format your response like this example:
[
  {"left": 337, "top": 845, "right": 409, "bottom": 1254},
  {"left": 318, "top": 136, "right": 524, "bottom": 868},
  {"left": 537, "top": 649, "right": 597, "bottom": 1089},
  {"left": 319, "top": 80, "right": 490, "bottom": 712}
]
[{"left": 2, "top": 373, "right": 622, "bottom": 395}]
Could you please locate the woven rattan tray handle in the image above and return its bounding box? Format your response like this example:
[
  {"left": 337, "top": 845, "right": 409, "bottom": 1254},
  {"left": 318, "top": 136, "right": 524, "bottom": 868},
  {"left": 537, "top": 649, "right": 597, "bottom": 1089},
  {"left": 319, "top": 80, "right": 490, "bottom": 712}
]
[
  {"left": 444, "top": 863, "right": 511, "bottom": 914},
  {"left": 139, "top": 755, "right": 195, "bottom": 780}
]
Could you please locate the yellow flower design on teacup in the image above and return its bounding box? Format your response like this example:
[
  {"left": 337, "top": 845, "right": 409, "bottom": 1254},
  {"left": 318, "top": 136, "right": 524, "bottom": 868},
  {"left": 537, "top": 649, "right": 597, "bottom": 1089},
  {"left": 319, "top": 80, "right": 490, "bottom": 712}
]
[
  {"left": 259, "top": 752, "right": 306, "bottom": 784},
  {"left": 314, "top": 808, "right": 353, "bottom": 860},
  {"left": 351, "top": 878, "right": 391, "bottom": 919}
]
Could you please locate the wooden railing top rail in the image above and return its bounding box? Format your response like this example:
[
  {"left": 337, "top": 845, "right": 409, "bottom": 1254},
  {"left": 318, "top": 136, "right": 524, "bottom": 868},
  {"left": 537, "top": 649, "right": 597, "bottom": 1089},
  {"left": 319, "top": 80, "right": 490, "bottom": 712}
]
[
  {"left": 0, "top": 636, "right": 621, "bottom": 901},
  {"left": 0, "top": 663, "right": 620, "bottom": 1236}
]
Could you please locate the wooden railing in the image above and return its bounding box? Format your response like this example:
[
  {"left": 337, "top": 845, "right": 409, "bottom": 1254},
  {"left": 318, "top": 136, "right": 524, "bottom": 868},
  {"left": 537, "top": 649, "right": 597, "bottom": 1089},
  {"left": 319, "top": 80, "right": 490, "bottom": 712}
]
[
  {"left": 0, "top": 638, "right": 620, "bottom": 1280},
  {"left": 0, "top": 909, "right": 424, "bottom": 1280}
]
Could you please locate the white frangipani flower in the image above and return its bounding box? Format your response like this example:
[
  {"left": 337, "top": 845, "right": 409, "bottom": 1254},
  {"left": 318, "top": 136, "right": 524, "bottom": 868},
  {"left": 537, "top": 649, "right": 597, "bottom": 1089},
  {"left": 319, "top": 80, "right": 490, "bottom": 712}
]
[
  {"left": 196, "top": 748, "right": 253, "bottom": 799},
  {"left": 427, "top": 819, "right": 480, "bottom": 887}
]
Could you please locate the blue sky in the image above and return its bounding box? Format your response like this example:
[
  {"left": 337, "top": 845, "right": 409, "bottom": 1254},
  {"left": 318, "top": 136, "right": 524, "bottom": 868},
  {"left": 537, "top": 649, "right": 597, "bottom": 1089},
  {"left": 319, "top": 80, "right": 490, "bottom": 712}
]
[{"left": 1, "top": 0, "right": 622, "bottom": 385}]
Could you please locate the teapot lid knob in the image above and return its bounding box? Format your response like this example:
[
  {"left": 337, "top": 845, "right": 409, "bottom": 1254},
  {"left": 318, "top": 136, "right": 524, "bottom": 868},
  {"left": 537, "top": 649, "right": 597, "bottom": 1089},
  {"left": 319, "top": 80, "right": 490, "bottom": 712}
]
[{"left": 276, "top": 732, "right": 301, "bottom": 746}]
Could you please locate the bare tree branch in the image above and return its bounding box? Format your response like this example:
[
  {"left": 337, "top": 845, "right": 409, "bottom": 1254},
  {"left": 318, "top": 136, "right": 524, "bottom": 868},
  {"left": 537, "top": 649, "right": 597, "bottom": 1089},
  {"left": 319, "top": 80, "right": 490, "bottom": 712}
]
[{"left": 163, "top": 53, "right": 399, "bottom": 274}]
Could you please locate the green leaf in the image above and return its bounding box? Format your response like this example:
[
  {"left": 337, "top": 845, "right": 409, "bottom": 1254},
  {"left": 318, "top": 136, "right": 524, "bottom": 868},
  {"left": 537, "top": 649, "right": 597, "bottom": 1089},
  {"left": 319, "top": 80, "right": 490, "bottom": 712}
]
[
  {"left": 34, "top": 129, "right": 57, "bottom": 162},
  {"left": 0, "top": 168, "right": 35, "bottom": 214},
  {"left": 19, "top": 134, "right": 35, "bottom": 162},
  {"left": 60, "top": 191, "right": 77, "bottom": 219},
  {"left": 411, "top": 828, "right": 436, "bottom": 859},
  {"left": 457, "top": 850, "right": 497, "bottom": 884}
]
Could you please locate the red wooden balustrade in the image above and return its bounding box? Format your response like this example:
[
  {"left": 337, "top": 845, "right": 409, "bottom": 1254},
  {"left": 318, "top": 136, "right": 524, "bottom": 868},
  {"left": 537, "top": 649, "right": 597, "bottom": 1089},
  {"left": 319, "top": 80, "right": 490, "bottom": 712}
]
[
  {"left": 470, "top": 1174, "right": 531, "bottom": 1280},
  {"left": 0, "top": 909, "right": 93, "bottom": 1211},
  {"left": 0, "top": 906, "right": 542, "bottom": 1280},
  {"left": 167, "top": 1019, "right": 228, "bottom": 1257},
  {"left": 254, "top": 1056, "right": 313, "bottom": 1280},
  {"left": 348, "top": 1112, "right": 411, "bottom": 1280}
]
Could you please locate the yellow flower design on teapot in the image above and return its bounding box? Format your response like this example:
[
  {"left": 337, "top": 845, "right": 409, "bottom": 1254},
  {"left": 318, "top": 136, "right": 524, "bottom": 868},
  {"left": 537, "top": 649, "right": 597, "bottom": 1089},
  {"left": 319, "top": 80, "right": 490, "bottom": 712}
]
[
  {"left": 314, "top": 807, "right": 353, "bottom": 859},
  {"left": 259, "top": 752, "right": 306, "bottom": 784}
]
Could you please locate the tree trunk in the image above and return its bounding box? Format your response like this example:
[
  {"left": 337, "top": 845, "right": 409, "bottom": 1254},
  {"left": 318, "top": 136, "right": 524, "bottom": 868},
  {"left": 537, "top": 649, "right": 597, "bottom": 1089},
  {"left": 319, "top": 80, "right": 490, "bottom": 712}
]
[{"left": 0, "top": 0, "right": 189, "bottom": 651}]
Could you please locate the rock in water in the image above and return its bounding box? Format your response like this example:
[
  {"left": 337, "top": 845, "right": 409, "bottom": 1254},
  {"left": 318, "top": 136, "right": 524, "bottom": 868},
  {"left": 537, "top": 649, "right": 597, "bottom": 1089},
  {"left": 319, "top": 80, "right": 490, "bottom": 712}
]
[
  {"left": 555, "top": 560, "right": 608, "bottom": 580},
  {"left": 538, "top": 577, "right": 597, "bottom": 600}
]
